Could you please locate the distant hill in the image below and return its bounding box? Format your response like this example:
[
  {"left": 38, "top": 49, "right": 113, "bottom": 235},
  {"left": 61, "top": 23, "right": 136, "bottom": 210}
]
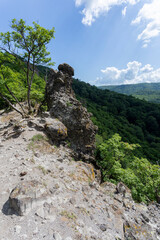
[{"left": 98, "top": 83, "right": 160, "bottom": 103}]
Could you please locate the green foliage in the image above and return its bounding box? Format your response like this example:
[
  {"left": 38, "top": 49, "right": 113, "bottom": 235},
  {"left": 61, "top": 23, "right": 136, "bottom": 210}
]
[
  {"left": 97, "top": 134, "right": 160, "bottom": 203},
  {"left": 0, "top": 19, "right": 55, "bottom": 66},
  {"left": 30, "top": 134, "right": 47, "bottom": 143},
  {"left": 0, "top": 52, "right": 46, "bottom": 109},
  {"left": 0, "top": 18, "right": 55, "bottom": 114},
  {"left": 72, "top": 79, "right": 160, "bottom": 164},
  {"left": 95, "top": 134, "right": 103, "bottom": 147}
]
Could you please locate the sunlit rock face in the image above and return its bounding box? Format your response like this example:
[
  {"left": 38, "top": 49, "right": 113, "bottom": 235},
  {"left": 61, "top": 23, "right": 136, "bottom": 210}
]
[{"left": 46, "top": 63, "right": 98, "bottom": 161}]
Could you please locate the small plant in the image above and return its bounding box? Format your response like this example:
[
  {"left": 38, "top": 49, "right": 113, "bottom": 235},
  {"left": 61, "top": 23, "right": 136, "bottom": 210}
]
[
  {"left": 28, "top": 134, "right": 54, "bottom": 154},
  {"left": 30, "top": 156, "right": 35, "bottom": 164},
  {"left": 37, "top": 165, "right": 48, "bottom": 175},
  {"left": 60, "top": 210, "right": 77, "bottom": 221},
  {"left": 66, "top": 140, "right": 71, "bottom": 148},
  {"left": 30, "top": 134, "right": 47, "bottom": 142},
  {"left": 80, "top": 207, "right": 90, "bottom": 215},
  {"left": 43, "top": 181, "right": 47, "bottom": 187},
  {"left": 66, "top": 102, "right": 73, "bottom": 107}
]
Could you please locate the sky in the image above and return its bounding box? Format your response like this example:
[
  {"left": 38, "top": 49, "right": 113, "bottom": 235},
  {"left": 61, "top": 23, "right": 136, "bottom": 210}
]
[{"left": 1, "top": 0, "right": 160, "bottom": 85}]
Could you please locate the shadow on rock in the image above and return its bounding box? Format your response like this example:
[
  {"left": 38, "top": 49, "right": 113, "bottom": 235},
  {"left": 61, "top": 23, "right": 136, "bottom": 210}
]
[{"left": 2, "top": 200, "right": 18, "bottom": 216}]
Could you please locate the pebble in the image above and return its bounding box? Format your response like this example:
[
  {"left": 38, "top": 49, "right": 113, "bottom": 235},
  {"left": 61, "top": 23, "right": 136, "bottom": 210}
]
[
  {"left": 53, "top": 232, "right": 62, "bottom": 240},
  {"left": 14, "top": 225, "right": 21, "bottom": 234},
  {"left": 99, "top": 224, "right": 107, "bottom": 232}
]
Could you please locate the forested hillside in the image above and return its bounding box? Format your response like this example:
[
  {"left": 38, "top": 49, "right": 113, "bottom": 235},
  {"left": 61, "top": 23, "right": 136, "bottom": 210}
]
[
  {"left": 73, "top": 79, "right": 160, "bottom": 164},
  {"left": 99, "top": 83, "right": 160, "bottom": 103}
]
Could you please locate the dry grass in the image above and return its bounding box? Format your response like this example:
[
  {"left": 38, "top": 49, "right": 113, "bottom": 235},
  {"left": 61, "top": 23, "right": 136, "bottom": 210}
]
[
  {"left": 0, "top": 111, "right": 20, "bottom": 123},
  {"left": 37, "top": 165, "right": 48, "bottom": 175},
  {"left": 28, "top": 134, "right": 55, "bottom": 154}
]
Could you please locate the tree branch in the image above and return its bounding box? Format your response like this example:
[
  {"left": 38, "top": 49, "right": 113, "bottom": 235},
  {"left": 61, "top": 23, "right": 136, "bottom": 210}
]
[
  {"left": 0, "top": 92, "right": 24, "bottom": 117},
  {"left": 4, "top": 83, "right": 26, "bottom": 114}
]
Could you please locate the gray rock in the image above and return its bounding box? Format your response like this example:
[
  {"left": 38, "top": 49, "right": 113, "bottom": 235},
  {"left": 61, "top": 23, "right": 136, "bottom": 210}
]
[
  {"left": 116, "top": 182, "right": 131, "bottom": 198},
  {"left": 53, "top": 232, "right": 62, "bottom": 240},
  {"left": 156, "top": 228, "right": 160, "bottom": 235},
  {"left": 14, "top": 225, "right": 21, "bottom": 234},
  {"left": 141, "top": 213, "right": 150, "bottom": 223},
  {"left": 9, "top": 180, "right": 51, "bottom": 216},
  {"left": 46, "top": 64, "right": 97, "bottom": 160},
  {"left": 58, "top": 63, "right": 74, "bottom": 76},
  {"left": 45, "top": 118, "right": 67, "bottom": 141},
  {"left": 99, "top": 224, "right": 107, "bottom": 231}
]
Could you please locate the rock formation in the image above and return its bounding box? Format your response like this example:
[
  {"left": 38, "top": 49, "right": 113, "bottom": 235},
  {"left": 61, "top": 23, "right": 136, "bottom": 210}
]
[
  {"left": 0, "top": 103, "right": 160, "bottom": 240},
  {"left": 46, "top": 63, "right": 98, "bottom": 161}
]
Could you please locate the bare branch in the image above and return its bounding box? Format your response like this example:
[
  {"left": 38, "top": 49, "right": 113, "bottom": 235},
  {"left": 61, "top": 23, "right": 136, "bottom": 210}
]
[
  {"left": 4, "top": 83, "right": 26, "bottom": 114},
  {"left": 0, "top": 92, "right": 24, "bottom": 117}
]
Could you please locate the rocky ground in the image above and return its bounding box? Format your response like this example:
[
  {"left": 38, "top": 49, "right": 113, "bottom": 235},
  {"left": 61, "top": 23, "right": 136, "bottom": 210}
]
[{"left": 0, "top": 110, "right": 160, "bottom": 240}]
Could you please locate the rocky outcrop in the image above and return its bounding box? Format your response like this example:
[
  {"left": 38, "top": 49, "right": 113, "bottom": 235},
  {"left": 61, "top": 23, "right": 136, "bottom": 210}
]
[
  {"left": 46, "top": 63, "right": 98, "bottom": 161},
  {"left": 0, "top": 111, "right": 160, "bottom": 240}
]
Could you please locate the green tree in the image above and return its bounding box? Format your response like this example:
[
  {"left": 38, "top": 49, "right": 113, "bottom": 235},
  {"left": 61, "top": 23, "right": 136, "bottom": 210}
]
[
  {"left": 0, "top": 18, "right": 55, "bottom": 115},
  {"left": 0, "top": 52, "right": 26, "bottom": 115},
  {"left": 96, "top": 133, "right": 160, "bottom": 202}
]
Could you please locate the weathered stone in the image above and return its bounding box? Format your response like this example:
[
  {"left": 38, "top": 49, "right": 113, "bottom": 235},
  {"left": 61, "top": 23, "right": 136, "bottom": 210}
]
[
  {"left": 116, "top": 182, "right": 131, "bottom": 198},
  {"left": 141, "top": 213, "right": 150, "bottom": 223},
  {"left": 53, "top": 232, "right": 62, "bottom": 240},
  {"left": 45, "top": 118, "right": 67, "bottom": 141},
  {"left": 99, "top": 224, "right": 107, "bottom": 231},
  {"left": 58, "top": 63, "right": 74, "bottom": 76},
  {"left": 14, "top": 225, "right": 21, "bottom": 234},
  {"left": 46, "top": 64, "right": 97, "bottom": 160},
  {"left": 27, "top": 116, "right": 67, "bottom": 141},
  {"left": 9, "top": 180, "right": 51, "bottom": 216}
]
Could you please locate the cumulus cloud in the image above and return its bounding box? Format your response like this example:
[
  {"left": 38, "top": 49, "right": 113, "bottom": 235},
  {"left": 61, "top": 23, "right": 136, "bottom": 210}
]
[
  {"left": 75, "top": 0, "right": 139, "bottom": 26},
  {"left": 93, "top": 61, "right": 160, "bottom": 85},
  {"left": 132, "top": 0, "right": 160, "bottom": 47}
]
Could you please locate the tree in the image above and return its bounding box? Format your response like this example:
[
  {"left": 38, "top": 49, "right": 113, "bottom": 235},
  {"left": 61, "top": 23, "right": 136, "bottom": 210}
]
[
  {"left": 96, "top": 133, "right": 160, "bottom": 202},
  {"left": 0, "top": 19, "right": 55, "bottom": 116}
]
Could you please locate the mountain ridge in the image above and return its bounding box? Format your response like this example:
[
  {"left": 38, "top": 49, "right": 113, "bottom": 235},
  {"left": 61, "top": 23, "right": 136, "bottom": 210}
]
[{"left": 98, "top": 82, "right": 160, "bottom": 103}]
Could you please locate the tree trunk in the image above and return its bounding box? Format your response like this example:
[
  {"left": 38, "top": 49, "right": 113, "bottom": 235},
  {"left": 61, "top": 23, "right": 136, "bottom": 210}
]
[
  {"left": 4, "top": 84, "right": 26, "bottom": 115},
  {"left": 26, "top": 55, "right": 31, "bottom": 113},
  {"left": 0, "top": 92, "right": 24, "bottom": 117}
]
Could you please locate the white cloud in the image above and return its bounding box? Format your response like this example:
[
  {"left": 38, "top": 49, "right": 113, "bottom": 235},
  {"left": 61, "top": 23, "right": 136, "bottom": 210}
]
[
  {"left": 132, "top": 0, "right": 160, "bottom": 46},
  {"left": 122, "top": 6, "right": 127, "bottom": 17},
  {"left": 75, "top": 0, "right": 139, "bottom": 26},
  {"left": 93, "top": 61, "right": 160, "bottom": 85}
]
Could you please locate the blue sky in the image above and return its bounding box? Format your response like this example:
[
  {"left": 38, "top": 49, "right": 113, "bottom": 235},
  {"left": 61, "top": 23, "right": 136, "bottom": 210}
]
[{"left": 1, "top": 0, "right": 160, "bottom": 85}]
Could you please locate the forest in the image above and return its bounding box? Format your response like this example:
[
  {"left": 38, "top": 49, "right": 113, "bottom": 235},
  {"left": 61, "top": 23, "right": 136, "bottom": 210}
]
[
  {"left": 73, "top": 79, "right": 160, "bottom": 164},
  {"left": 99, "top": 82, "right": 160, "bottom": 103}
]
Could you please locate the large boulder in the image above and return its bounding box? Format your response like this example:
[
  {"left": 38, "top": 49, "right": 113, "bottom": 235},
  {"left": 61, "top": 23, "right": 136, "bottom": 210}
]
[
  {"left": 27, "top": 115, "right": 68, "bottom": 141},
  {"left": 9, "top": 180, "right": 51, "bottom": 216},
  {"left": 44, "top": 118, "right": 67, "bottom": 141},
  {"left": 46, "top": 64, "right": 98, "bottom": 161}
]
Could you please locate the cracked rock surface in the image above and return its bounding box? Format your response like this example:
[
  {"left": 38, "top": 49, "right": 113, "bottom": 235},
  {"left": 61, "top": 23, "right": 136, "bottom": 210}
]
[{"left": 0, "top": 111, "right": 160, "bottom": 240}]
